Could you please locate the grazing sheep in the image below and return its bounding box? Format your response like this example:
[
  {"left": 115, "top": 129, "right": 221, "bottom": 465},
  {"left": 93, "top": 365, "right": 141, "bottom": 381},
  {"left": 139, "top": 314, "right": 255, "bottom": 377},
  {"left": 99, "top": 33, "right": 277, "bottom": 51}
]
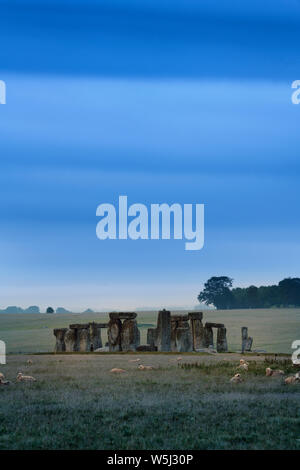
[
  {"left": 0, "top": 378, "right": 10, "bottom": 385},
  {"left": 128, "top": 358, "right": 141, "bottom": 363},
  {"left": 239, "top": 359, "right": 249, "bottom": 366},
  {"left": 265, "top": 367, "right": 284, "bottom": 377},
  {"left": 238, "top": 363, "right": 249, "bottom": 371},
  {"left": 16, "top": 372, "right": 37, "bottom": 382},
  {"left": 177, "top": 357, "right": 183, "bottom": 361},
  {"left": 138, "top": 365, "right": 154, "bottom": 371},
  {"left": 110, "top": 368, "right": 126, "bottom": 373},
  {"left": 284, "top": 373, "right": 300, "bottom": 385},
  {"left": 230, "top": 373, "right": 243, "bottom": 384}
]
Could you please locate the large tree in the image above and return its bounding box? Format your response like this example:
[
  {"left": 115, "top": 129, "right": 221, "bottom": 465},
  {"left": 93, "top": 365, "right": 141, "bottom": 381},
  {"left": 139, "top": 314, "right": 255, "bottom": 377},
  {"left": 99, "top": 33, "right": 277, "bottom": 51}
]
[{"left": 198, "top": 276, "right": 234, "bottom": 309}]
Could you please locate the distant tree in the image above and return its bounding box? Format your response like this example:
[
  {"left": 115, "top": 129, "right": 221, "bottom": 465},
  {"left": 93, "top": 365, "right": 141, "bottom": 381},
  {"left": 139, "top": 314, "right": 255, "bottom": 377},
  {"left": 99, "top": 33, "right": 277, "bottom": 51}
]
[
  {"left": 46, "top": 307, "right": 54, "bottom": 314},
  {"left": 24, "top": 306, "right": 40, "bottom": 313},
  {"left": 279, "top": 278, "right": 300, "bottom": 306},
  {"left": 198, "top": 276, "right": 234, "bottom": 309},
  {"left": 56, "top": 307, "right": 71, "bottom": 314}
]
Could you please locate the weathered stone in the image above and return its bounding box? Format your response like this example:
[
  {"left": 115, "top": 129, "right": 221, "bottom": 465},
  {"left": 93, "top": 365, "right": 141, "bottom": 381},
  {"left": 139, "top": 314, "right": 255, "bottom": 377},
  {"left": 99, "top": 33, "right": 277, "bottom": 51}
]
[
  {"left": 147, "top": 328, "right": 157, "bottom": 349},
  {"left": 109, "top": 312, "right": 137, "bottom": 320},
  {"left": 89, "top": 322, "right": 102, "bottom": 351},
  {"left": 190, "top": 319, "right": 205, "bottom": 350},
  {"left": 171, "top": 322, "right": 177, "bottom": 352},
  {"left": 78, "top": 328, "right": 91, "bottom": 352},
  {"left": 170, "top": 315, "right": 189, "bottom": 322},
  {"left": 204, "top": 325, "right": 214, "bottom": 348},
  {"left": 108, "top": 318, "right": 122, "bottom": 352},
  {"left": 188, "top": 312, "right": 203, "bottom": 321},
  {"left": 175, "top": 323, "right": 193, "bottom": 352},
  {"left": 69, "top": 323, "right": 90, "bottom": 330},
  {"left": 205, "top": 322, "right": 224, "bottom": 329},
  {"left": 245, "top": 337, "right": 253, "bottom": 352},
  {"left": 53, "top": 328, "right": 67, "bottom": 352},
  {"left": 216, "top": 326, "right": 228, "bottom": 352},
  {"left": 241, "top": 327, "right": 253, "bottom": 352},
  {"left": 156, "top": 309, "right": 171, "bottom": 351},
  {"left": 64, "top": 328, "right": 78, "bottom": 352},
  {"left": 121, "top": 319, "right": 140, "bottom": 351}
]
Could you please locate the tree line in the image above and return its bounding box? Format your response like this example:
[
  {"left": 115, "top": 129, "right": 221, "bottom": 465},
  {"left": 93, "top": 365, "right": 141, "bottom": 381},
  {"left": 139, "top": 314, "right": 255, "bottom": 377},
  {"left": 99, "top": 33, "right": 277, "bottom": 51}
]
[{"left": 198, "top": 276, "right": 300, "bottom": 309}]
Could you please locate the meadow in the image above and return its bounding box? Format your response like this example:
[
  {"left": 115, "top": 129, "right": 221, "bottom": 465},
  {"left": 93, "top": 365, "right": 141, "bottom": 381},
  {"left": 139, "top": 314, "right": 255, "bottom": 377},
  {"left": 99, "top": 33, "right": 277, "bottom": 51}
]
[
  {"left": 0, "top": 353, "right": 299, "bottom": 450},
  {"left": 0, "top": 308, "right": 299, "bottom": 354}
]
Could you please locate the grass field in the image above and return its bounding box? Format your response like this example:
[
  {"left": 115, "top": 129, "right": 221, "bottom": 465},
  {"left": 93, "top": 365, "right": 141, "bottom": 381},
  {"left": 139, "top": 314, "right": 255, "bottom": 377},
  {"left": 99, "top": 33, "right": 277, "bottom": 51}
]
[
  {"left": 0, "top": 308, "right": 299, "bottom": 354},
  {"left": 0, "top": 353, "right": 300, "bottom": 450}
]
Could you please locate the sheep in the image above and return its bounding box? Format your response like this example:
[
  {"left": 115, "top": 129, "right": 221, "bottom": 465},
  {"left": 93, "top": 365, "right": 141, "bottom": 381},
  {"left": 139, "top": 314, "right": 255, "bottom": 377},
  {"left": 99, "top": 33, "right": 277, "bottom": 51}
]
[
  {"left": 27, "top": 360, "right": 33, "bottom": 365},
  {"left": 176, "top": 357, "right": 183, "bottom": 361},
  {"left": 110, "top": 368, "right": 126, "bottom": 373},
  {"left": 0, "top": 378, "right": 10, "bottom": 386},
  {"left": 128, "top": 358, "right": 141, "bottom": 363},
  {"left": 16, "top": 372, "right": 37, "bottom": 382},
  {"left": 230, "top": 373, "right": 243, "bottom": 384},
  {"left": 239, "top": 359, "right": 249, "bottom": 366},
  {"left": 284, "top": 373, "right": 300, "bottom": 385},
  {"left": 265, "top": 367, "right": 284, "bottom": 377},
  {"left": 0, "top": 372, "right": 5, "bottom": 381},
  {"left": 138, "top": 365, "right": 154, "bottom": 371},
  {"left": 237, "top": 363, "right": 249, "bottom": 371}
]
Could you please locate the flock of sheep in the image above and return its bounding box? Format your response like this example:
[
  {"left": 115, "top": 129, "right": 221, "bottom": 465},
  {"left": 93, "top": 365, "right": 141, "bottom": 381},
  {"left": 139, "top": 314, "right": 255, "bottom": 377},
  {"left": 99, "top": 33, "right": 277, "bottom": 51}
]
[
  {"left": 230, "top": 359, "right": 300, "bottom": 384},
  {"left": 1, "top": 357, "right": 299, "bottom": 385},
  {"left": 0, "top": 360, "right": 36, "bottom": 385}
]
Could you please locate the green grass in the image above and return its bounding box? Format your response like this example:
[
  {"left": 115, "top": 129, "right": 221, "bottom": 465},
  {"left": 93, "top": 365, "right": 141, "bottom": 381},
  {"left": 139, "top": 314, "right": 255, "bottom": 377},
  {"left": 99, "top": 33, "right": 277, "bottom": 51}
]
[
  {"left": 0, "top": 308, "right": 299, "bottom": 353},
  {"left": 0, "top": 353, "right": 299, "bottom": 450}
]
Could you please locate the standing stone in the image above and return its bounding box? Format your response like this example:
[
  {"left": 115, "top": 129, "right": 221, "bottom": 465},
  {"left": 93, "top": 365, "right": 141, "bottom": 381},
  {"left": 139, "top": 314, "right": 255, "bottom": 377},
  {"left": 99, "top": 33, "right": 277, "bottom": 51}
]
[
  {"left": 108, "top": 318, "right": 122, "bottom": 352},
  {"left": 171, "top": 322, "right": 177, "bottom": 352},
  {"left": 156, "top": 309, "right": 171, "bottom": 352},
  {"left": 89, "top": 323, "right": 102, "bottom": 351},
  {"left": 53, "top": 328, "right": 67, "bottom": 352},
  {"left": 241, "top": 327, "right": 253, "bottom": 352},
  {"left": 147, "top": 328, "right": 157, "bottom": 350},
  {"left": 204, "top": 325, "right": 214, "bottom": 348},
  {"left": 121, "top": 319, "right": 140, "bottom": 351},
  {"left": 216, "top": 326, "right": 228, "bottom": 352},
  {"left": 78, "top": 328, "right": 91, "bottom": 352},
  {"left": 64, "top": 328, "right": 78, "bottom": 352},
  {"left": 175, "top": 322, "right": 193, "bottom": 352},
  {"left": 189, "top": 313, "right": 205, "bottom": 350},
  {"left": 245, "top": 336, "right": 253, "bottom": 352}
]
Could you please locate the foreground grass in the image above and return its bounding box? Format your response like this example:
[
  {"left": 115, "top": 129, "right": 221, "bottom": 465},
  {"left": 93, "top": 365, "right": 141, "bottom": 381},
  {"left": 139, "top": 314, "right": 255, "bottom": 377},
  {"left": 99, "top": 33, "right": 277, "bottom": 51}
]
[{"left": 0, "top": 353, "right": 300, "bottom": 450}]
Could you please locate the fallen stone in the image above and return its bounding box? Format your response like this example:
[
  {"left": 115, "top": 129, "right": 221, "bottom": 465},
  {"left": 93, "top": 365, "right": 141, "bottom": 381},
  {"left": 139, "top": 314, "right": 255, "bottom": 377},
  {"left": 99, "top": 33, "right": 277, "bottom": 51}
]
[{"left": 109, "top": 312, "right": 137, "bottom": 320}]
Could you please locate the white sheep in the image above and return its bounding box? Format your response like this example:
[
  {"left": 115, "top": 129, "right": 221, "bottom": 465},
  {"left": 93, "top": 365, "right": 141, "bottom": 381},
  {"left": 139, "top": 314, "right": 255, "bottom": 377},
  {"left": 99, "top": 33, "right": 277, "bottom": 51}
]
[
  {"left": 16, "top": 372, "right": 37, "bottom": 382},
  {"left": 284, "top": 373, "right": 300, "bottom": 385},
  {"left": 237, "top": 363, "right": 248, "bottom": 371},
  {"left": 110, "top": 368, "right": 126, "bottom": 373},
  {"left": 128, "top": 358, "right": 141, "bottom": 363},
  {"left": 265, "top": 367, "right": 284, "bottom": 377},
  {"left": 239, "top": 359, "right": 249, "bottom": 366},
  {"left": 138, "top": 364, "right": 154, "bottom": 371},
  {"left": 0, "top": 372, "right": 5, "bottom": 381},
  {"left": 230, "top": 373, "right": 243, "bottom": 384}
]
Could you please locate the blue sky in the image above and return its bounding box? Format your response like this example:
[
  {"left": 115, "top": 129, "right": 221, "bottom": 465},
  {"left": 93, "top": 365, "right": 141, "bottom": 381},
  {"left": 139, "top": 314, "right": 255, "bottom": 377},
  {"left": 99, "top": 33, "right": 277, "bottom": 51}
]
[{"left": 0, "top": 0, "right": 300, "bottom": 310}]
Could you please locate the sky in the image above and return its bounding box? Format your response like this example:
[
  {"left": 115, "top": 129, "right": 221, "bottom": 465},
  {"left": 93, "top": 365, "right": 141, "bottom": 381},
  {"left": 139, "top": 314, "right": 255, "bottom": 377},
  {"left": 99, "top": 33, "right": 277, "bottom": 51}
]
[{"left": 0, "top": 0, "right": 300, "bottom": 311}]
